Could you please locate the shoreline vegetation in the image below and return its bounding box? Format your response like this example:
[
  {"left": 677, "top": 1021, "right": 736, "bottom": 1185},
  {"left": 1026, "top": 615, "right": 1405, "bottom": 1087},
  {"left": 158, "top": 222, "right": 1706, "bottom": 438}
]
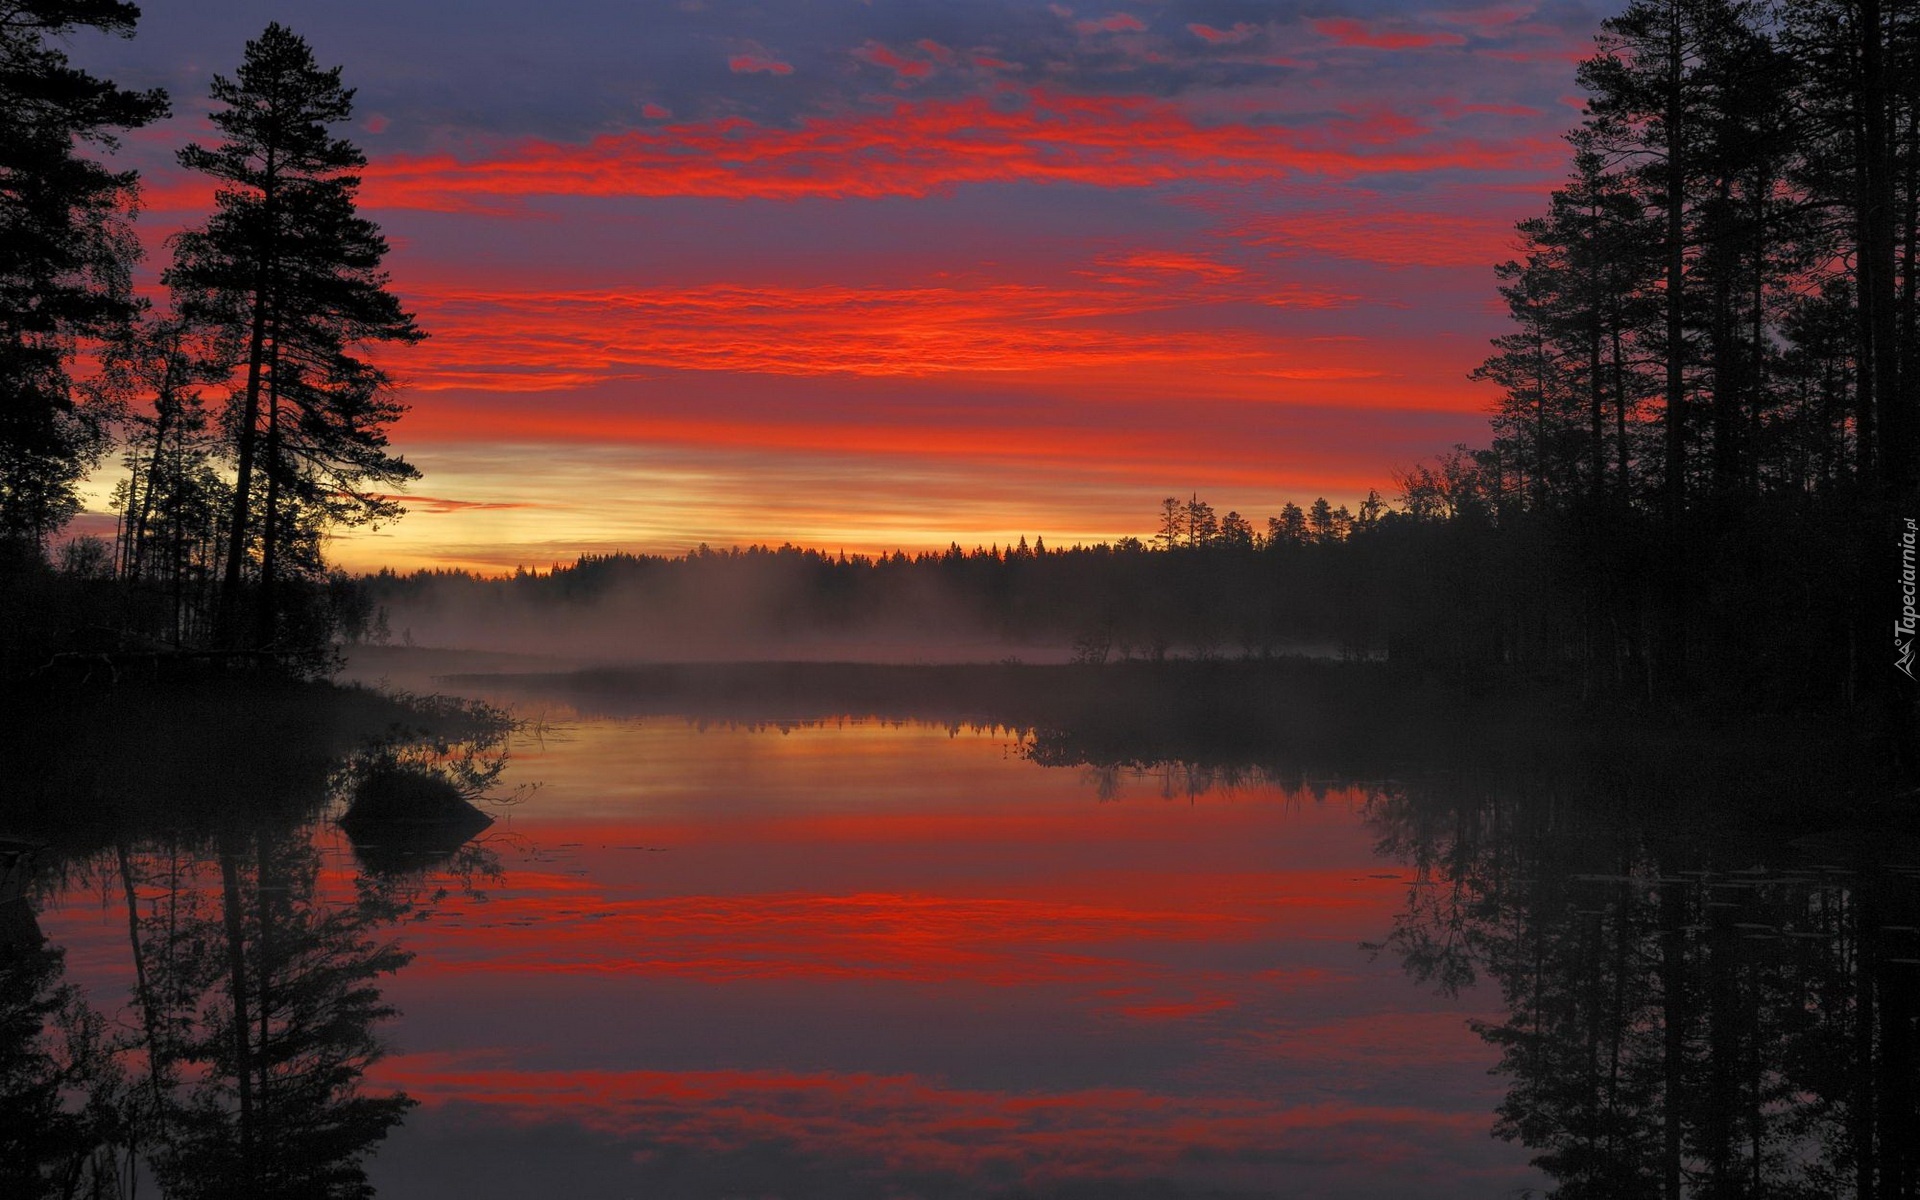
[
  {"left": 0, "top": 677, "right": 511, "bottom": 860},
  {"left": 0, "top": 676, "right": 515, "bottom": 1200},
  {"left": 433, "top": 655, "right": 1893, "bottom": 827}
]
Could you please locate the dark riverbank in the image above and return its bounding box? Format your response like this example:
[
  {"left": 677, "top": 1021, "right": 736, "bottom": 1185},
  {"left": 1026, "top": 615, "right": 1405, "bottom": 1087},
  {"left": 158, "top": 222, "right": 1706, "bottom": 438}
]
[{"left": 0, "top": 677, "right": 506, "bottom": 856}]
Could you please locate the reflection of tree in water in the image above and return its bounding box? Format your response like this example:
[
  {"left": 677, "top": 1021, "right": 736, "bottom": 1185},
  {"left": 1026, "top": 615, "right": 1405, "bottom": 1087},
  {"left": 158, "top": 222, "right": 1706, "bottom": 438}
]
[
  {"left": 135, "top": 825, "right": 418, "bottom": 1199},
  {"left": 1047, "top": 747, "right": 1328, "bottom": 805},
  {"left": 1073, "top": 761, "right": 1288, "bottom": 803},
  {"left": 0, "top": 875, "right": 129, "bottom": 1197},
  {"left": 1031, "top": 712, "right": 1910, "bottom": 1199},
  {"left": 1365, "top": 775, "right": 1920, "bottom": 1200},
  {"left": 0, "top": 710, "right": 508, "bottom": 1199}
]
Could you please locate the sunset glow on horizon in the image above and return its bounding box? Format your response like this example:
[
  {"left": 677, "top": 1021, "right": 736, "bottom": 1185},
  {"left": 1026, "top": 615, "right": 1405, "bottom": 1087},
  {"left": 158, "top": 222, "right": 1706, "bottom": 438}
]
[{"left": 75, "top": 0, "right": 1600, "bottom": 571}]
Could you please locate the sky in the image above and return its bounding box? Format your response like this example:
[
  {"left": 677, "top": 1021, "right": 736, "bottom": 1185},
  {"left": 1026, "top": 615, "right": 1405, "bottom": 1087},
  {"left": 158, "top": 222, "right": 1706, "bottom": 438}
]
[{"left": 73, "top": 0, "right": 1605, "bottom": 572}]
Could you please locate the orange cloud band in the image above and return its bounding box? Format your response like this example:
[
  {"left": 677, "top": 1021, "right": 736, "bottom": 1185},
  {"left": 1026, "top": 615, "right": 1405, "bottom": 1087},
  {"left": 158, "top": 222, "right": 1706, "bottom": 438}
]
[
  {"left": 345, "top": 88, "right": 1558, "bottom": 210},
  {"left": 394, "top": 271, "right": 1362, "bottom": 388}
]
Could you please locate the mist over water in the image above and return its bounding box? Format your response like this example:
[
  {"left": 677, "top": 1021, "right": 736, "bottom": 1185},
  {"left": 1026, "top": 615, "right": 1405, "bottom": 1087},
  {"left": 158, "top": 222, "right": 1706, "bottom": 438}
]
[
  {"left": 369, "top": 561, "right": 1062, "bottom": 664},
  {"left": 351, "top": 547, "right": 1352, "bottom": 669}
]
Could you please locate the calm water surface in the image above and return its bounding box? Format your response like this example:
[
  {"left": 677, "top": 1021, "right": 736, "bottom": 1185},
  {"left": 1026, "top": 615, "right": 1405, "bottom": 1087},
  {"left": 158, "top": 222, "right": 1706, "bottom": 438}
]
[{"left": 38, "top": 714, "right": 1541, "bottom": 1198}]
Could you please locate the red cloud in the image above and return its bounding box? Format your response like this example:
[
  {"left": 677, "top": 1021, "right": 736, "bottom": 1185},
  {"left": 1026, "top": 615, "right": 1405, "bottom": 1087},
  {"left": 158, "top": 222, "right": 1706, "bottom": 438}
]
[
  {"left": 369, "top": 493, "right": 534, "bottom": 514},
  {"left": 1238, "top": 208, "right": 1519, "bottom": 267},
  {"left": 358, "top": 89, "right": 1556, "bottom": 209},
  {"left": 1188, "top": 22, "right": 1257, "bottom": 44},
  {"left": 386, "top": 373, "right": 1490, "bottom": 476},
  {"left": 853, "top": 41, "right": 936, "bottom": 80},
  {"left": 727, "top": 53, "right": 793, "bottom": 75},
  {"left": 136, "top": 169, "right": 216, "bottom": 213},
  {"left": 394, "top": 269, "right": 1357, "bottom": 392},
  {"left": 1093, "top": 249, "right": 1247, "bottom": 282},
  {"left": 1311, "top": 18, "right": 1468, "bottom": 49},
  {"left": 1434, "top": 97, "right": 1545, "bottom": 117},
  {"left": 1434, "top": 4, "right": 1536, "bottom": 29},
  {"left": 1076, "top": 13, "right": 1145, "bottom": 33}
]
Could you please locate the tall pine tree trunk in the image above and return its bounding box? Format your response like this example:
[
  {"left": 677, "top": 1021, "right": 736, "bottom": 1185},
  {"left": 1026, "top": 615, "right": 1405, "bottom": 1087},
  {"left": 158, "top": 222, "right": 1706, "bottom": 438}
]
[
  {"left": 1658, "top": 879, "right": 1688, "bottom": 1200},
  {"left": 219, "top": 280, "right": 269, "bottom": 642},
  {"left": 1710, "top": 175, "right": 1741, "bottom": 499},
  {"left": 1613, "top": 315, "right": 1632, "bottom": 500},
  {"left": 1662, "top": 3, "right": 1688, "bottom": 525},
  {"left": 1861, "top": 0, "right": 1905, "bottom": 493},
  {"left": 1589, "top": 206, "right": 1608, "bottom": 504},
  {"left": 1853, "top": 883, "right": 1878, "bottom": 1200},
  {"left": 116, "top": 843, "right": 171, "bottom": 1147},
  {"left": 1658, "top": 0, "right": 1691, "bottom": 694},
  {"left": 218, "top": 836, "right": 256, "bottom": 1182},
  {"left": 132, "top": 346, "right": 182, "bottom": 583},
  {"left": 256, "top": 323, "right": 282, "bottom": 648},
  {"left": 218, "top": 162, "right": 277, "bottom": 647}
]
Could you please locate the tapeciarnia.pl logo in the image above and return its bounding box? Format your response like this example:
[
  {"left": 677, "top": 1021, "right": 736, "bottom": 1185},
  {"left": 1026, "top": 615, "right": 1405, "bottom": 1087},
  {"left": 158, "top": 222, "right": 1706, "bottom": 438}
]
[{"left": 1900, "top": 517, "right": 1918, "bottom": 679}]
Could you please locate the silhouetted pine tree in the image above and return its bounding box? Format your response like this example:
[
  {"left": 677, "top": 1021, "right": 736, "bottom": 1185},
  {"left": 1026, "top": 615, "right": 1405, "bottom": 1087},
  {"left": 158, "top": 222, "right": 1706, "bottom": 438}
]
[
  {"left": 0, "top": 0, "right": 166, "bottom": 553},
  {"left": 168, "top": 24, "right": 422, "bottom": 647}
]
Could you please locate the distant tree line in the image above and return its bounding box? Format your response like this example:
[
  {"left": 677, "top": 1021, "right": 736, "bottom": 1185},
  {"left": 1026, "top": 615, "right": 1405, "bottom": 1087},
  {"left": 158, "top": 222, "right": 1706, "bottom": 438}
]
[
  {"left": 1, "top": 5, "right": 420, "bottom": 670},
  {"left": 340, "top": 485, "right": 1546, "bottom": 674},
  {"left": 350, "top": 525, "right": 1392, "bottom": 664}
]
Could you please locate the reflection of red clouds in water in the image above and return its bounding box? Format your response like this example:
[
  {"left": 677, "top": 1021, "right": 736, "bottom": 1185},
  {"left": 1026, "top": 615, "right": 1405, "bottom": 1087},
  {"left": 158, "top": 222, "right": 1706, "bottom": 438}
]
[
  {"left": 347, "top": 89, "right": 1555, "bottom": 209},
  {"left": 399, "top": 869, "right": 1376, "bottom": 988},
  {"left": 372, "top": 1059, "right": 1490, "bottom": 1182},
  {"left": 387, "top": 760, "right": 1405, "bottom": 1001},
  {"left": 42, "top": 722, "right": 1531, "bottom": 1193},
  {"left": 410, "top": 890, "right": 1240, "bottom": 984},
  {"left": 375, "top": 730, "right": 1413, "bottom": 1007}
]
